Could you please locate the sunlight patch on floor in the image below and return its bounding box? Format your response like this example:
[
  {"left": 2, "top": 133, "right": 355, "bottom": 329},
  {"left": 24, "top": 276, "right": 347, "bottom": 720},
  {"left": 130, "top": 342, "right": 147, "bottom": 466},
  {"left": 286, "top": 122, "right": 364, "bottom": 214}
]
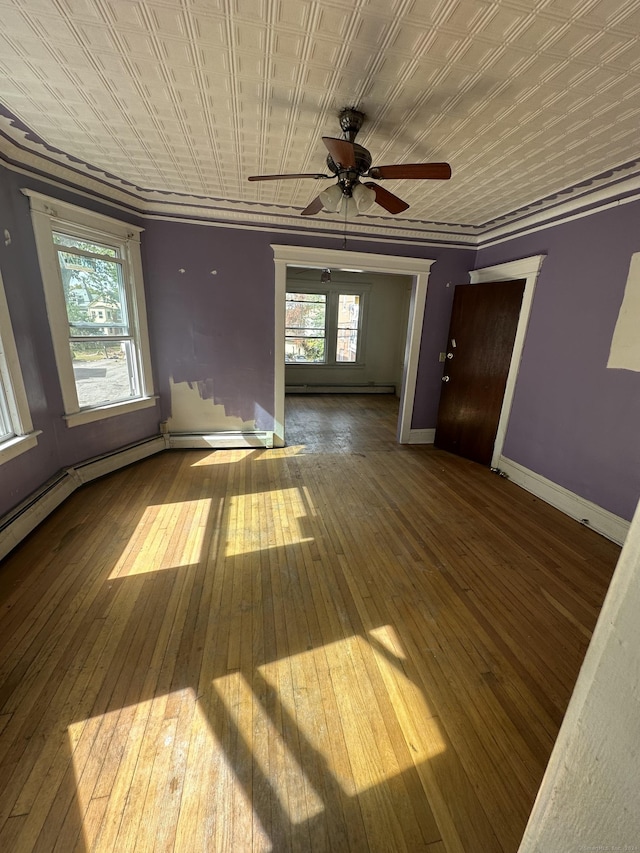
[
  {"left": 212, "top": 671, "right": 325, "bottom": 827},
  {"left": 257, "top": 632, "right": 445, "bottom": 797},
  {"left": 223, "top": 488, "right": 314, "bottom": 557},
  {"left": 108, "top": 498, "right": 213, "bottom": 577},
  {"left": 368, "top": 624, "right": 407, "bottom": 660}
]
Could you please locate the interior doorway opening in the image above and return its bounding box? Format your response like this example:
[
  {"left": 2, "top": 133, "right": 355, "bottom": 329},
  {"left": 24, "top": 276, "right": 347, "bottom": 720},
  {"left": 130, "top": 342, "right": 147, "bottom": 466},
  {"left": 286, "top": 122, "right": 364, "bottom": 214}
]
[
  {"left": 271, "top": 246, "right": 436, "bottom": 447},
  {"left": 284, "top": 266, "right": 412, "bottom": 396}
]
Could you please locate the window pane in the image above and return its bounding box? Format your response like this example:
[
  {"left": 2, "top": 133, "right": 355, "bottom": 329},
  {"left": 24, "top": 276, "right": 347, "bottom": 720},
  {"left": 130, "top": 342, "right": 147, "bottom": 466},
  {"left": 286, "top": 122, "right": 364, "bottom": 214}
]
[
  {"left": 57, "top": 249, "right": 128, "bottom": 337},
  {"left": 285, "top": 292, "right": 327, "bottom": 363},
  {"left": 285, "top": 326, "right": 326, "bottom": 338},
  {"left": 71, "top": 340, "right": 138, "bottom": 408},
  {"left": 0, "top": 381, "right": 12, "bottom": 441},
  {"left": 286, "top": 292, "right": 325, "bottom": 304},
  {"left": 336, "top": 329, "right": 358, "bottom": 363},
  {"left": 285, "top": 293, "right": 326, "bottom": 331},
  {"left": 53, "top": 232, "right": 118, "bottom": 257},
  {"left": 285, "top": 337, "right": 325, "bottom": 363},
  {"left": 336, "top": 294, "right": 360, "bottom": 362}
]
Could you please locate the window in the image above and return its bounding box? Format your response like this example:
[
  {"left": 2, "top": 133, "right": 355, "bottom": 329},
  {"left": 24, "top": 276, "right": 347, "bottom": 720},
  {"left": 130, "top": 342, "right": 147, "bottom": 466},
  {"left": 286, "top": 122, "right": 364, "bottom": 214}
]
[
  {"left": 0, "top": 269, "right": 39, "bottom": 464},
  {"left": 0, "top": 377, "right": 11, "bottom": 443},
  {"left": 25, "top": 190, "right": 155, "bottom": 426},
  {"left": 285, "top": 292, "right": 327, "bottom": 363},
  {"left": 336, "top": 293, "right": 361, "bottom": 363},
  {"left": 285, "top": 287, "right": 365, "bottom": 365}
]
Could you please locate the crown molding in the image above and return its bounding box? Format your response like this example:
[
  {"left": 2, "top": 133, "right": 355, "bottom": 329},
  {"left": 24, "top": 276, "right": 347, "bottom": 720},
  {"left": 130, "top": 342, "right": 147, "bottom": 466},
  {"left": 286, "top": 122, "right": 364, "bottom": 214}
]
[{"left": 2, "top": 106, "right": 640, "bottom": 249}]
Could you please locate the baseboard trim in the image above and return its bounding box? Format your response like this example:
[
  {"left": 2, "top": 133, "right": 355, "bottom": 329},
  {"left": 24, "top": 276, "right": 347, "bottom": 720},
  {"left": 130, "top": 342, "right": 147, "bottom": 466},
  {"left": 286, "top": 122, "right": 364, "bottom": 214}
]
[
  {"left": 408, "top": 428, "right": 436, "bottom": 444},
  {"left": 498, "top": 456, "right": 630, "bottom": 545},
  {"left": 72, "top": 436, "right": 167, "bottom": 484},
  {"left": 285, "top": 385, "right": 396, "bottom": 394},
  {"left": 168, "top": 431, "right": 274, "bottom": 449},
  {"left": 0, "top": 435, "right": 166, "bottom": 561}
]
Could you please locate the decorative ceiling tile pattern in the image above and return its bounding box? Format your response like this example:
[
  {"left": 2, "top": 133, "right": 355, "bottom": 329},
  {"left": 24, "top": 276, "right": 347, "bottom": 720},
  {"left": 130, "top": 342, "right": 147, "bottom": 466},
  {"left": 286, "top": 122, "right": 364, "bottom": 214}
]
[{"left": 1, "top": 0, "right": 640, "bottom": 227}]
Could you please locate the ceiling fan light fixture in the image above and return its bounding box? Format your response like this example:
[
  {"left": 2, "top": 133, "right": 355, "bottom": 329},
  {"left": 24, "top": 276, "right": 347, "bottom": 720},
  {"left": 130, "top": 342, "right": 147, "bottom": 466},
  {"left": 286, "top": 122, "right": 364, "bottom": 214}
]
[
  {"left": 319, "top": 183, "right": 343, "bottom": 212},
  {"left": 341, "top": 196, "right": 358, "bottom": 218},
  {"left": 352, "top": 182, "right": 376, "bottom": 213}
]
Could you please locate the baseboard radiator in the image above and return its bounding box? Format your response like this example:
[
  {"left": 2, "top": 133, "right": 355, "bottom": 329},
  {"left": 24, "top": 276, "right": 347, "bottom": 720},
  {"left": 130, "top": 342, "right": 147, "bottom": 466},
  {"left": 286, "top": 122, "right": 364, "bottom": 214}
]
[
  {"left": 0, "top": 435, "right": 166, "bottom": 562},
  {"left": 0, "top": 429, "right": 280, "bottom": 561},
  {"left": 168, "top": 431, "right": 274, "bottom": 449},
  {"left": 285, "top": 383, "right": 396, "bottom": 394}
]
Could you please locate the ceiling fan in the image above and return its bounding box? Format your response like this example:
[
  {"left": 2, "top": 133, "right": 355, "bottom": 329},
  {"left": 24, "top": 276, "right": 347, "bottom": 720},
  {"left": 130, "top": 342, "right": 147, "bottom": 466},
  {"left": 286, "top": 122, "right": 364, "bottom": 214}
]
[{"left": 248, "top": 107, "right": 451, "bottom": 216}]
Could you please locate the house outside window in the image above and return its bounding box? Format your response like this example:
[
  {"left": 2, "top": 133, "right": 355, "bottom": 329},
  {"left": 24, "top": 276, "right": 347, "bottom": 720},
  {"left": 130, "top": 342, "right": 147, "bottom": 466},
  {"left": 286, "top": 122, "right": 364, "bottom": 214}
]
[
  {"left": 25, "top": 190, "right": 155, "bottom": 427},
  {"left": 285, "top": 286, "right": 366, "bottom": 365}
]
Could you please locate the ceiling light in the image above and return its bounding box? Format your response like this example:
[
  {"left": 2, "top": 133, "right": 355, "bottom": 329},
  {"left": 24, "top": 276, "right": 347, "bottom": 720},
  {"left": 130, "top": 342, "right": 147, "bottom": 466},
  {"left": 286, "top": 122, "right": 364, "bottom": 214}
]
[
  {"left": 352, "top": 182, "right": 376, "bottom": 213},
  {"left": 320, "top": 268, "right": 331, "bottom": 283},
  {"left": 319, "top": 184, "right": 343, "bottom": 212},
  {"left": 341, "top": 196, "right": 357, "bottom": 218}
]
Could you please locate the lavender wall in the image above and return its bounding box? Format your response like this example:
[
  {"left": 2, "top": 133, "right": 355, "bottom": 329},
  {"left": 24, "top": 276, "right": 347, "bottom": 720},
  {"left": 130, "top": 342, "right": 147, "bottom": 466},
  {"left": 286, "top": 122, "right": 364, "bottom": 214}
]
[
  {"left": 477, "top": 203, "right": 640, "bottom": 521},
  {"left": 141, "top": 220, "right": 475, "bottom": 432},
  {"left": 2, "top": 151, "right": 638, "bottom": 529},
  {"left": 1, "top": 157, "right": 473, "bottom": 520},
  {"left": 0, "top": 166, "right": 160, "bottom": 518}
]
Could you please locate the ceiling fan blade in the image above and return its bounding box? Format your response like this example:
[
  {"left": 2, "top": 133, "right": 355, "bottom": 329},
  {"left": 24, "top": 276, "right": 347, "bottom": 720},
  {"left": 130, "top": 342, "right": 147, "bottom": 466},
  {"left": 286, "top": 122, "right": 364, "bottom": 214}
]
[
  {"left": 368, "top": 163, "right": 452, "bottom": 180},
  {"left": 248, "top": 172, "right": 330, "bottom": 181},
  {"left": 364, "top": 182, "right": 410, "bottom": 215},
  {"left": 301, "top": 196, "right": 324, "bottom": 216},
  {"left": 322, "top": 137, "right": 356, "bottom": 169}
]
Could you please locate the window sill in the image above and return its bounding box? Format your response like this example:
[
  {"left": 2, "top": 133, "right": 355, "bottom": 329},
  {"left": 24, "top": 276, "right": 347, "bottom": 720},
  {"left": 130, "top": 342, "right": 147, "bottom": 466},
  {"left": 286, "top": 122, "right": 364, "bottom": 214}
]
[
  {"left": 0, "top": 430, "right": 42, "bottom": 465},
  {"left": 64, "top": 395, "right": 159, "bottom": 427}
]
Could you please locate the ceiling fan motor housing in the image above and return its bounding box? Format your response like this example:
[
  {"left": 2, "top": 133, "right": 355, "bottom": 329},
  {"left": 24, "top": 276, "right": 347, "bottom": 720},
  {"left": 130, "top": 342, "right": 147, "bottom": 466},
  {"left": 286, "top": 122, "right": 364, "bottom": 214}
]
[{"left": 326, "top": 143, "right": 372, "bottom": 178}]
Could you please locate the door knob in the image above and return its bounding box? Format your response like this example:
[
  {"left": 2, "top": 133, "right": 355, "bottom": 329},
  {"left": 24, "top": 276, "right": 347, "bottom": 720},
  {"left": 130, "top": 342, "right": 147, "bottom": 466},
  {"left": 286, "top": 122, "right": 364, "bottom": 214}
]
[
  {"left": 442, "top": 375, "right": 450, "bottom": 382},
  {"left": 447, "top": 352, "right": 454, "bottom": 359}
]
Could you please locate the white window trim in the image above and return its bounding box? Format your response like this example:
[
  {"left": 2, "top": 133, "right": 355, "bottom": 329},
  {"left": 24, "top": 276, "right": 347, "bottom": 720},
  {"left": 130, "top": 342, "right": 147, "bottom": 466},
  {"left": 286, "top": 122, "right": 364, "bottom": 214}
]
[
  {"left": 23, "top": 189, "right": 156, "bottom": 425},
  {"left": 285, "top": 282, "right": 371, "bottom": 367},
  {"left": 0, "top": 268, "right": 40, "bottom": 464}
]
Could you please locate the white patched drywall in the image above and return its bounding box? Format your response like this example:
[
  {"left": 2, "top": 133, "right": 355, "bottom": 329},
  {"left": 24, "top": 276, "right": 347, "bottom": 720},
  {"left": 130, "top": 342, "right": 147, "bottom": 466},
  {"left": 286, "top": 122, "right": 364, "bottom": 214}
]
[
  {"left": 608, "top": 252, "right": 640, "bottom": 372},
  {"left": 166, "top": 378, "right": 255, "bottom": 433},
  {"left": 518, "top": 499, "right": 640, "bottom": 852}
]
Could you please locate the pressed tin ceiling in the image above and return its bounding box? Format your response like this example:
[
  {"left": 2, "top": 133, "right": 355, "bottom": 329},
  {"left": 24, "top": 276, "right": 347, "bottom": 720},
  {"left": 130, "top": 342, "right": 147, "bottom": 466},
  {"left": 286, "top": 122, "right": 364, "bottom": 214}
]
[{"left": 2, "top": 0, "right": 640, "bottom": 238}]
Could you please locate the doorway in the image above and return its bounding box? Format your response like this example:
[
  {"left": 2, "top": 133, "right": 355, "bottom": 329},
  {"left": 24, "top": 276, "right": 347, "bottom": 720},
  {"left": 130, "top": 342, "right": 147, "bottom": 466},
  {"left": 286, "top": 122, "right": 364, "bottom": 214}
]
[
  {"left": 439, "top": 254, "right": 546, "bottom": 468},
  {"left": 271, "top": 246, "right": 436, "bottom": 447}
]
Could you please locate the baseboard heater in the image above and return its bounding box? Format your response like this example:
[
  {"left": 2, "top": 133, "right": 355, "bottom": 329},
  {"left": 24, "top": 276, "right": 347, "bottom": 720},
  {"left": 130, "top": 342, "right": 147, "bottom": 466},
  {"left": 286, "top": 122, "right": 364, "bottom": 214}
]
[
  {"left": 0, "top": 430, "right": 280, "bottom": 560},
  {"left": 0, "top": 435, "right": 166, "bottom": 562},
  {"left": 168, "top": 431, "right": 274, "bottom": 449},
  {"left": 285, "top": 384, "right": 396, "bottom": 394}
]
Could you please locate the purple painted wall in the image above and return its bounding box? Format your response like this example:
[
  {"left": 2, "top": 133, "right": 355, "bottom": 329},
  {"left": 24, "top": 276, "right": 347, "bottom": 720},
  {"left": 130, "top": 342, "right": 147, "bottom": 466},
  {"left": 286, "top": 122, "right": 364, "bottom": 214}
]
[
  {"left": 476, "top": 203, "right": 640, "bottom": 521},
  {"left": 142, "top": 222, "right": 277, "bottom": 429},
  {"left": 0, "top": 165, "right": 160, "bottom": 518},
  {"left": 5, "top": 149, "right": 636, "bottom": 532},
  {"left": 141, "top": 219, "right": 475, "bottom": 432}
]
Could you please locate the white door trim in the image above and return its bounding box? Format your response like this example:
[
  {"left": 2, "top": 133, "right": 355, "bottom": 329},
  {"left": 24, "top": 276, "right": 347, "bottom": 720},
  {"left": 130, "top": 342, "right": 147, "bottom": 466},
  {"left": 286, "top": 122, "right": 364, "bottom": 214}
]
[
  {"left": 271, "top": 245, "right": 435, "bottom": 447},
  {"left": 469, "top": 254, "right": 546, "bottom": 467}
]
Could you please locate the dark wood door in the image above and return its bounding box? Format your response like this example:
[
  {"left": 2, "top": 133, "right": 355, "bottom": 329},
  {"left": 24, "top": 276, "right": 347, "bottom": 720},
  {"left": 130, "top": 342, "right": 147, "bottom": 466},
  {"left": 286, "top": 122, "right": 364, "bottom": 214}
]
[{"left": 434, "top": 279, "right": 525, "bottom": 465}]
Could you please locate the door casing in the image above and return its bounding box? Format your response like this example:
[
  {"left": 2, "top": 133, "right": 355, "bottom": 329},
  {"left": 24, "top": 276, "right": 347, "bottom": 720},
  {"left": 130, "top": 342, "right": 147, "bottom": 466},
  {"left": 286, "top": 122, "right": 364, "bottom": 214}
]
[
  {"left": 469, "top": 254, "right": 546, "bottom": 467},
  {"left": 271, "top": 245, "right": 435, "bottom": 447}
]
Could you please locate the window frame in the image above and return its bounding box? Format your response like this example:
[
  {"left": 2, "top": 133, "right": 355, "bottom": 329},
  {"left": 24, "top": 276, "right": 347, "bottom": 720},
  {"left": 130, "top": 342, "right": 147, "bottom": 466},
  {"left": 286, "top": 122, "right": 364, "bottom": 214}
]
[
  {"left": 0, "top": 268, "right": 39, "bottom": 465},
  {"left": 284, "top": 291, "right": 328, "bottom": 364},
  {"left": 24, "top": 190, "right": 155, "bottom": 427},
  {"left": 285, "top": 282, "right": 369, "bottom": 367}
]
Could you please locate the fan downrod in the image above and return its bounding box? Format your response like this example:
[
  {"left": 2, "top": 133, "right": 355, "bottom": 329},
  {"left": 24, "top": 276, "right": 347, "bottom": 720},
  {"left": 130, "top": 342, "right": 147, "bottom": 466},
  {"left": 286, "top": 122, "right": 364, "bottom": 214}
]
[{"left": 339, "top": 107, "right": 365, "bottom": 142}]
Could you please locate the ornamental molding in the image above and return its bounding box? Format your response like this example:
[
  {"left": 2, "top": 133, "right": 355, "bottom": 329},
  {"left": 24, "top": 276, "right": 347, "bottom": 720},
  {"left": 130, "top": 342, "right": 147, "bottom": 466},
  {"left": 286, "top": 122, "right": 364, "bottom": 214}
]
[{"left": 2, "top": 107, "right": 640, "bottom": 248}]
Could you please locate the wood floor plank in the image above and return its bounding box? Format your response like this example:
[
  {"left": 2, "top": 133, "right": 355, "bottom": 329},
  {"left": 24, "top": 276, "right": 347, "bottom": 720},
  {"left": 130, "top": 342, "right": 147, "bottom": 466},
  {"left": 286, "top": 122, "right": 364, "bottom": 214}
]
[{"left": 0, "top": 394, "right": 621, "bottom": 852}]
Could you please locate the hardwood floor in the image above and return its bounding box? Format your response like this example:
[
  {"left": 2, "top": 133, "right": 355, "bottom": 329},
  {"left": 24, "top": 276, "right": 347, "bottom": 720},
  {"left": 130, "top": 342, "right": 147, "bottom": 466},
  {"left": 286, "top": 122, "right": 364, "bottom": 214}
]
[{"left": 0, "top": 394, "right": 621, "bottom": 852}]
